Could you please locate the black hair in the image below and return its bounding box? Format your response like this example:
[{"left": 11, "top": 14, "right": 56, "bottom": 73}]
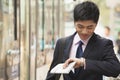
[{"left": 74, "top": 1, "right": 100, "bottom": 23}]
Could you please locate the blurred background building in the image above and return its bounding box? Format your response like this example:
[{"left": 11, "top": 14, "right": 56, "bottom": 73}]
[{"left": 0, "top": 0, "right": 120, "bottom": 80}]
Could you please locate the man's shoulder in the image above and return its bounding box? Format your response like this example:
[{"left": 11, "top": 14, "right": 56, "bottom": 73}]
[
  {"left": 58, "top": 33, "right": 75, "bottom": 41},
  {"left": 94, "top": 33, "right": 112, "bottom": 43},
  {"left": 57, "top": 36, "right": 70, "bottom": 43}
]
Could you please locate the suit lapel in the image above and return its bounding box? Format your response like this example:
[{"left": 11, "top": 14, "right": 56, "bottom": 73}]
[
  {"left": 63, "top": 33, "right": 76, "bottom": 62},
  {"left": 83, "top": 33, "right": 96, "bottom": 57}
]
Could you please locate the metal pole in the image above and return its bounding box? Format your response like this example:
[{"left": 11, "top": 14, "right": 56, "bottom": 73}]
[
  {"left": 52, "top": 0, "right": 54, "bottom": 49},
  {"left": 19, "top": 0, "right": 21, "bottom": 79},
  {"left": 28, "top": 0, "right": 31, "bottom": 79},
  {"left": 57, "top": 0, "right": 60, "bottom": 37},
  {"left": 35, "top": 0, "right": 38, "bottom": 79},
  {"left": 14, "top": 0, "right": 17, "bottom": 40},
  {"left": 41, "top": 0, "right": 44, "bottom": 51}
]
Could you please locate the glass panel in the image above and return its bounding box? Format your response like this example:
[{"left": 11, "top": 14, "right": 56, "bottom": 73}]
[
  {"left": 0, "top": 0, "right": 65, "bottom": 80},
  {"left": 0, "top": 0, "right": 20, "bottom": 80},
  {"left": 36, "top": 0, "right": 65, "bottom": 80}
]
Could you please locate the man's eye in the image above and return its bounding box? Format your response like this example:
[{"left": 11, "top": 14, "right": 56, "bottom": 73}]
[
  {"left": 78, "top": 25, "right": 83, "bottom": 28},
  {"left": 87, "top": 26, "right": 94, "bottom": 29},
  {"left": 88, "top": 27, "right": 92, "bottom": 29}
]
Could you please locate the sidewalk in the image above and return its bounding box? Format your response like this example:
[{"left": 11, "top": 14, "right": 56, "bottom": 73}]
[
  {"left": 37, "top": 64, "right": 64, "bottom": 80},
  {"left": 37, "top": 64, "right": 50, "bottom": 80},
  {"left": 37, "top": 49, "right": 53, "bottom": 80}
]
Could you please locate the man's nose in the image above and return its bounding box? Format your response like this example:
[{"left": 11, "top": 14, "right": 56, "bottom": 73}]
[{"left": 82, "top": 28, "right": 88, "bottom": 34}]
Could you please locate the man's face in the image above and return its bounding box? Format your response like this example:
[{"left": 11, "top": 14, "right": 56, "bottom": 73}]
[
  {"left": 104, "top": 28, "right": 110, "bottom": 36},
  {"left": 75, "top": 20, "right": 97, "bottom": 40}
]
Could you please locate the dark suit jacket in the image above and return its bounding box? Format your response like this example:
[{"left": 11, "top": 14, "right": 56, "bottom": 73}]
[{"left": 46, "top": 32, "right": 120, "bottom": 80}]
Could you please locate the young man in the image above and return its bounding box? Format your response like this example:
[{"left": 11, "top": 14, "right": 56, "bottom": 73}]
[
  {"left": 46, "top": 1, "right": 120, "bottom": 80},
  {"left": 103, "top": 26, "right": 115, "bottom": 45},
  {"left": 116, "top": 31, "right": 120, "bottom": 55}
]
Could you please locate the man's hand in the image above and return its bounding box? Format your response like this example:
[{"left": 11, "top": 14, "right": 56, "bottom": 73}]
[{"left": 63, "top": 58, "right": 85, "bottom": 69}]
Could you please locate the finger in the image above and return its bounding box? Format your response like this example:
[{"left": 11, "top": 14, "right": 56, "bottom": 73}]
[
  {"left": 63, "top": 59, "right": 69, "bottom": 69},
  {"left": 63, "top": 58, "right": 73, "bottom": 68}
]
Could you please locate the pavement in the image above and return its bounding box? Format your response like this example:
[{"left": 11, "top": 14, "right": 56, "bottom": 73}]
[
  {"left": 37, "top": 64, "right": 64, "bottom": 80},
  {"left": 36, "top": 49, "right": 53, "bottom": 80},
  {"left": 37, "top": 64, "right": 50, "bottom": 80}
]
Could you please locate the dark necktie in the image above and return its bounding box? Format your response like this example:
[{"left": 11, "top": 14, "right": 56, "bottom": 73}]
[
  {"left": 69, "top": 41, "right": 83, "bottom": 77},
  {"left": 75, "top": 41, "right": 83, "bottom": 74},
  {"left": 76, "top": 41, "right": 83, "bottom": 58}
]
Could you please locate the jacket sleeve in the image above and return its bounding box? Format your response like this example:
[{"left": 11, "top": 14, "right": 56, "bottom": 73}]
[{"left": 85, "top": 40, "right": 120, "bottom": 77}]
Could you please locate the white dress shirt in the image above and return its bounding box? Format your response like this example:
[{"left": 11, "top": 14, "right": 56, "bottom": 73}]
[{"left": 69, "top": 33, "right": 90, "bottom": 58}]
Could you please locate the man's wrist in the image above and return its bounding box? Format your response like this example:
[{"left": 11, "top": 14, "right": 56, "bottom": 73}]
[{"left": 80, "top": 57, "right": 86, "bottom": 69}]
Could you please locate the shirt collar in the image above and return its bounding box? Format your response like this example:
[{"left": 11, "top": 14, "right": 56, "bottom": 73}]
[{"left": 73, "top": 33, "right": 92, "bottom": 46}]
